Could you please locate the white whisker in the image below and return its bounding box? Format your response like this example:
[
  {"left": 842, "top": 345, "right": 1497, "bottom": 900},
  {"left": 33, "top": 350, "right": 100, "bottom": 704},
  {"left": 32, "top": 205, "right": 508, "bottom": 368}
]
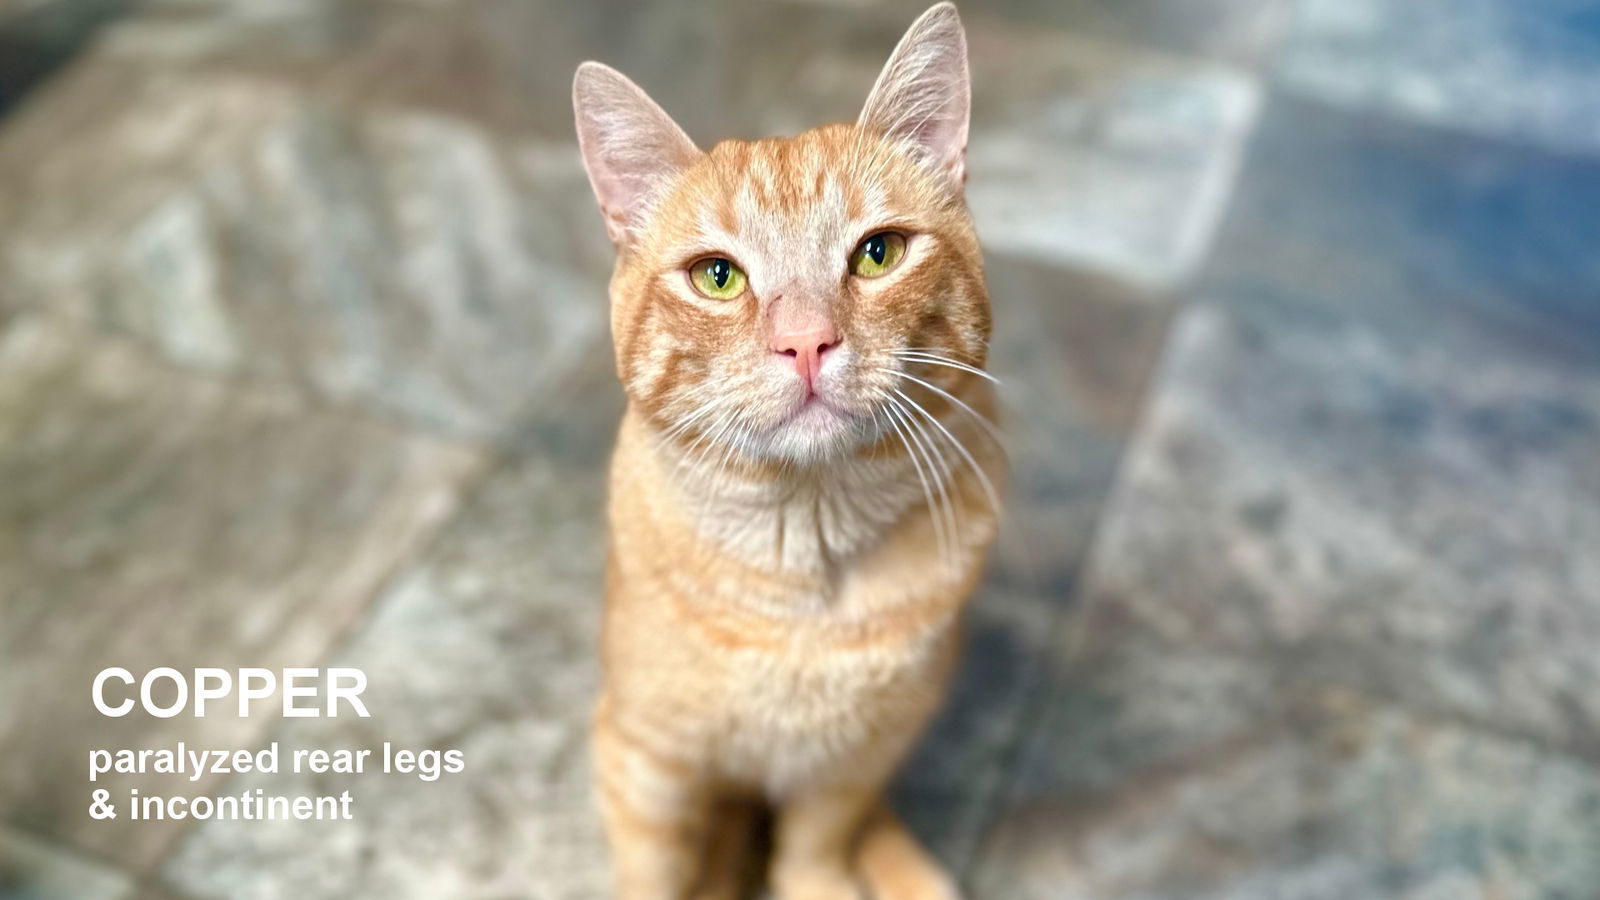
[
  {"left": 660, "top": 395, "right": 724, "bottom": 443},
  {"left": 893, "top": 387, "right": 1002, "bottom": 517},
  {"left": 671, "top": 405, "right": 731, "bottom": 477},
  {"left": 878, "top": 403, "right": 950, "bottom": 569},
  {"left": 889, "top": 395, "right": 960, "bottom": 557},
  {"left": 878, "top": 367, "right": 1005, "bottom": 450},
  {"left": 891, "top": 350, "right": 1001, "bottom": 386},
  {"left": 703, "top": 410, "right": 743, "bottom": 494}
]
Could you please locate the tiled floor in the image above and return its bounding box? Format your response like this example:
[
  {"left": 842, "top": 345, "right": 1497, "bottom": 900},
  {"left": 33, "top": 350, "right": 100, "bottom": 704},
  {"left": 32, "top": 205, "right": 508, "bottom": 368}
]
[
  {"left": 970, "top": 91, "right": 1600, "bottom": 898},
  {"left": 1, "top": 0, "right": 1596, "bottom": 898}
]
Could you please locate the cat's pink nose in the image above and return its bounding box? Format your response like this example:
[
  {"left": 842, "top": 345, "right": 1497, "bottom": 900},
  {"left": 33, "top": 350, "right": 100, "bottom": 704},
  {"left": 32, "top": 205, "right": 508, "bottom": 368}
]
[{"left": 771, "top": 327, "right": 838, "bottom": 390}]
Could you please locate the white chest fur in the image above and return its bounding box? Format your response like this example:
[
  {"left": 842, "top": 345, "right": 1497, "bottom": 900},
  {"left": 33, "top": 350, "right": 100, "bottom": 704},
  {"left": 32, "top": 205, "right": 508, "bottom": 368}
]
[{"left": 709, "top": 617, "right": 954, "bottom": 796}]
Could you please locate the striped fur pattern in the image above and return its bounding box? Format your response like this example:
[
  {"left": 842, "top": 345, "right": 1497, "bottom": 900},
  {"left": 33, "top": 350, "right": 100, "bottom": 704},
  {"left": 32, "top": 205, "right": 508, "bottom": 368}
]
[{"left": 574, "top": 6, "right": 1000, "bottom": 898}]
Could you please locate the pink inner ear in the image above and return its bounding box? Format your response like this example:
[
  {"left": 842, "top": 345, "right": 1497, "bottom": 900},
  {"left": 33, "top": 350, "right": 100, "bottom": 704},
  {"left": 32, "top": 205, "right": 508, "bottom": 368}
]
[
  {"left": 857, "top": 3, "right": 971, "bottom": 190},
  {"left": 573, "top": 61, "right": 702, "bottom": 243},
  {"left": 600, "top": 205, "right": 630, "bottom": 244}
]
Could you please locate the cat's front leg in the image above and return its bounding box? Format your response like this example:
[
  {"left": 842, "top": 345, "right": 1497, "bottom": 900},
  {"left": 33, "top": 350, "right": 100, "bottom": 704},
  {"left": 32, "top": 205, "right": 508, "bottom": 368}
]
[
  {"left": 770, "top": 782, "right": 876, "bottom": 900},
  {"left": 855, "top": 803, "right": 964, "bottom": 900},
  {"left": 593, "top": 702, "right": 711, "bottom": 900}
]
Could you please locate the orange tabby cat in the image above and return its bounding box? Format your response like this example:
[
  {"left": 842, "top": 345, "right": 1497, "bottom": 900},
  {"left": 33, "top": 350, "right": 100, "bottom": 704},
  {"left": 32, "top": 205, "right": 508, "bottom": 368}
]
[{"left": 573, "top": 5, "right": 1001, "bottom": 898}]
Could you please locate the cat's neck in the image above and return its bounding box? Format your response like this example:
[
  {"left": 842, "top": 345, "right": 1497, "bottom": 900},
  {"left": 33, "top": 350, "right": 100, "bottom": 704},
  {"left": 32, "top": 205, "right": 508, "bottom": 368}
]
[{"left": 643, "top": 416, "right": 931, "bottom": 578}]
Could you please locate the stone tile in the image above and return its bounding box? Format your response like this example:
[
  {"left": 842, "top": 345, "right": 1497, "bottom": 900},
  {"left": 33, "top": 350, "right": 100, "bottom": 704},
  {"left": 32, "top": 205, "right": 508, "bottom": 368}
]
[
  {"left": 988, "top": 254, "right": 1175, "bottom": 437},
  {"left": 0, "top": 825, "right": 134, "bottom": 900},
  {"left": 1077, "top": 289, "right": 1600, "bottom": 754},
  {"left": 994, "top": 0, "right": 1291, "bottom": 68},
  {"left": 1186, "top": 93, "right": 1600, "bottom": 363},
  {"left": 0, "top": 316, "right": 484, "bottom": 869},
  {"left": 963, "top": 26, "right": 1262, "bottom": 288},
  {"left": 1278, "top": 0, "right": 1600, "bottom": 156},
  {"left": 163, "top": 345, "right": 622, "bottom": 900},
  {"left": 973, "top": 253, "right": 1173, "bottom": 620},
  {"left": 975, "top": 690, "right": 1600, "bottom": 899},
  {"left": 892, "top": 585, "right": 1064, "bottom": 871},
  {"left": 0, "top": 0, "right": 126, "bottom": 116},
  {"left": 0, "top": 53, "right": 611, "bottom": 439},
  {"left": 970, "top": 95, "right": 1600, "bottom": 894},
  {"left": 788, "top": 0, "right": 1291, "bottom": 71}
]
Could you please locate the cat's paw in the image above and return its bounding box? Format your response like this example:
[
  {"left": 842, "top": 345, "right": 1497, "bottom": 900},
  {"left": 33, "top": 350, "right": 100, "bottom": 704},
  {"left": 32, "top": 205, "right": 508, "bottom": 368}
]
[
  {"left": 853, "top": 804, "right": 964, "bottom": 900},
  {"left": 866, "top": 869, "right": 962, "bottom": 900},
  {"left": 771, "top": 865, "right": 867, "bottom": 900}
]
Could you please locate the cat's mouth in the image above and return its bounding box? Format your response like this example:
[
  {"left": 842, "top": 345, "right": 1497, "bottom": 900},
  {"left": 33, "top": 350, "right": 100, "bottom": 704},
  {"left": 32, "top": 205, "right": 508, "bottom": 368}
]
[
  {"left": 781, "top": 393, "right": 847, "bottom": 427},
  {"left": 753, "top": 391, "right": 867, "bottom": 463}
]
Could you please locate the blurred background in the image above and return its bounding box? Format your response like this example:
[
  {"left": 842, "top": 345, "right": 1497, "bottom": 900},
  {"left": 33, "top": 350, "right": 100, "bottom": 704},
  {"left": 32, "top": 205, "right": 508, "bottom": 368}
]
[{"left": 1, "top": 0, "right": 1598, "bottom": 897}]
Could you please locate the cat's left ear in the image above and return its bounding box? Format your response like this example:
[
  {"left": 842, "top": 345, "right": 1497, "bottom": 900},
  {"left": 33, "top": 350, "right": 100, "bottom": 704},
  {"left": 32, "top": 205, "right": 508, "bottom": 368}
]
[
  {"left": 858, "top": 2, "right": 971, "bottom": 193},
  {"left": 573, "top": 61, "right": 702, "bottom": 244}
]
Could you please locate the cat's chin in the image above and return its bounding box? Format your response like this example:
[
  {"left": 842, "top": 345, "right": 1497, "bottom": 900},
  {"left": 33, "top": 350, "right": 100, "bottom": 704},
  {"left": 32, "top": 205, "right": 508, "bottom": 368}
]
[{"left": 753, "top": 398, "right": 865, "bottom": 466}]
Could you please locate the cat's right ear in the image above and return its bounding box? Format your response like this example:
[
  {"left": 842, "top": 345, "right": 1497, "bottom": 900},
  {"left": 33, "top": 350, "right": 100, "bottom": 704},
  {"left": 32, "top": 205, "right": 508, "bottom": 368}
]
[
  {"left": 858, "top": 3, "right": 970, "bottom": 193},
  {"left": 573, "top": 62, "right": 701, "bottom": 245}
]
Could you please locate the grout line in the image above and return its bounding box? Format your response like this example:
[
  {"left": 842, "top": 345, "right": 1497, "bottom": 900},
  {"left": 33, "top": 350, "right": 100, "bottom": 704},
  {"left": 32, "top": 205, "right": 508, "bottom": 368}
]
[
  {"left": 1168, "top": 77, "right": 1264, "bottom": 289},
  {"left": 955, "top": 73, "right": 1267, "bottom": 874},
  {"left": 946, "top": 296, "right": 1184, "bottom": 878},
  {"left": 943, "top": 596, "right": 1075, "bottom": 879},
  {"left": 940, "top": 109, "right": 1265, "bottom": 871}
]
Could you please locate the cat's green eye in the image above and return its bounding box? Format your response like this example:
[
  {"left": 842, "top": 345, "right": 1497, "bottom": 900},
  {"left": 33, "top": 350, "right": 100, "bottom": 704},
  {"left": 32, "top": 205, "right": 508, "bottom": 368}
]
[
  {"left": 688, "top": 257, "right": 748, "bottom": 300},
  {"left": 850, "top": 231, "right": 907, "bottom": 278}
]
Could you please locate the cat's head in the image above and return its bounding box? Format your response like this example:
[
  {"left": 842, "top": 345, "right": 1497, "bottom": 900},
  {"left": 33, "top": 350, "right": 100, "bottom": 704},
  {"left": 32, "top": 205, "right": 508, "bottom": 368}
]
[{"left": 573, "top": 3, "right": 988, "bottom": 467}]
